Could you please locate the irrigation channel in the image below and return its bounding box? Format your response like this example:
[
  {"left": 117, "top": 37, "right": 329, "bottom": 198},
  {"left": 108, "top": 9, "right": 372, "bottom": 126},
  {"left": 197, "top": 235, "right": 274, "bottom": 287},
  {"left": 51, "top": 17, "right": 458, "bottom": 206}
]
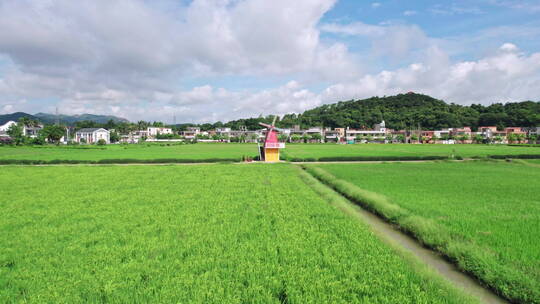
[{"left": 300, "top": 167, "right": 508, "bottom": 304}]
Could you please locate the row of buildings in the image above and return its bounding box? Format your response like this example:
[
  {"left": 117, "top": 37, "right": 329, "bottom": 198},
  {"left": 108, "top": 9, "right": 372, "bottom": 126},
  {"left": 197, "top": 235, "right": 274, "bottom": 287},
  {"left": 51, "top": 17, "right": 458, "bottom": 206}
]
[
  {"left": 1, "top": 120, "right": 539, "bottom": 144},
  {"left": 121, "top": 122, "right": 540, "bottom": 144}
]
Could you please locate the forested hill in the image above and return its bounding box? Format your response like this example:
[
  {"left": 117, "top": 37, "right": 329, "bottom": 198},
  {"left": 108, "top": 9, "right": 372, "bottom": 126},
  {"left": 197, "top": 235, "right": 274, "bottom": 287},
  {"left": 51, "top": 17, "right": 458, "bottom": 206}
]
[
  {"left": 223, "top": 93, "right": 540, "bottom": 131},
  {"left": 0, "top": 112, "right": 40, "bottom": 125}
]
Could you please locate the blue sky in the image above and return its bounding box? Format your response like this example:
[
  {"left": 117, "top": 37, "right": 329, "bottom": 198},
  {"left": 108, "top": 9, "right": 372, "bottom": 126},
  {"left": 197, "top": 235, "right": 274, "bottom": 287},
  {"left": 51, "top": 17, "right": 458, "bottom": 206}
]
[{"left": 0, "top": 0, "right": 539, "bottom": 123}]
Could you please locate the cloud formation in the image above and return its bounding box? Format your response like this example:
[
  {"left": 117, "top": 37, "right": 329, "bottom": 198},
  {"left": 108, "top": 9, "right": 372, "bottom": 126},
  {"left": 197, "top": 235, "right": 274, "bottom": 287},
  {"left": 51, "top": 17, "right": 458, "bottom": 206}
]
[{"left": 0, "top": 0, "right": 539, "bottom": 123}]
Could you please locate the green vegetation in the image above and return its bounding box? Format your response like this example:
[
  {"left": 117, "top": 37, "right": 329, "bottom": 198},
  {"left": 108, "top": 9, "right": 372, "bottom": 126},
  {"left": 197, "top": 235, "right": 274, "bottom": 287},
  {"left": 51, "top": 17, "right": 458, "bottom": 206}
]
[
  {"left": 0, "top": 164, "right": 473, "bottom": 303},
  {"left": 283, "top": 143, "right": 540, "bottom": 161},
  {"left": 305, "top": 161, "right": 540, "bottom": 303},
  {"left": 0, "top": 143, "right": 258, "bottom": 163},
  {"left": 212, "top": 93, "right": 540, "bottom": 130}
]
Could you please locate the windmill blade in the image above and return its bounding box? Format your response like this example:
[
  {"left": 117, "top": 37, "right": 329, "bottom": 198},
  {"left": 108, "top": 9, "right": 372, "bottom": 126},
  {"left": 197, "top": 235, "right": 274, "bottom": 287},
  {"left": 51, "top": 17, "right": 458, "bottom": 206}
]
[
  {"left": 271, "top": 115, "right": 278, "bottom": 126},
  {"left": 259, "top": 122, "right": 273, "bottom": 129},
  {"left": 274, "top": 127, "right": 286, "bottom": 132}
]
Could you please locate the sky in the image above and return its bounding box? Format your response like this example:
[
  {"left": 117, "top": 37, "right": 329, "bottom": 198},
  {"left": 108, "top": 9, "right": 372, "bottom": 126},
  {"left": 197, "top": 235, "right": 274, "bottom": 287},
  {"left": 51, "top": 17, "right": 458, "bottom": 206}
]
[{"left": 0, "top": 0, "right": 539, "bottom": 123}]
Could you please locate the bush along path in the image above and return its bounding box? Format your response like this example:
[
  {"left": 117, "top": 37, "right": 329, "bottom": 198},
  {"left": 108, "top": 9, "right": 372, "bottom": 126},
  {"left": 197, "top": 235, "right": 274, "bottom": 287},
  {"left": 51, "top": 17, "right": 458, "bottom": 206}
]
[{"left": 301, "top": 165, "right": 539, "bottom": 304}]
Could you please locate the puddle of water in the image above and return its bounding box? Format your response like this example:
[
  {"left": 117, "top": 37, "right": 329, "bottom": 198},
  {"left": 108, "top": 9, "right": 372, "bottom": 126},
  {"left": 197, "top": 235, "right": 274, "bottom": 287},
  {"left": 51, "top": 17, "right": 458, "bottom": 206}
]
[{"left": 343, "top": 203, "right": 508, "bottom": 304}]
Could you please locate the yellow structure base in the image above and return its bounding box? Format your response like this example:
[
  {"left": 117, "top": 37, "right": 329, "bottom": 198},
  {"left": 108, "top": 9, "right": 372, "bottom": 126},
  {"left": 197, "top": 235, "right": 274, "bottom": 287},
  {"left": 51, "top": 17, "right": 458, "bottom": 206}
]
[{"left": 264, "top": 148, "right": 280, "bottom": 162}]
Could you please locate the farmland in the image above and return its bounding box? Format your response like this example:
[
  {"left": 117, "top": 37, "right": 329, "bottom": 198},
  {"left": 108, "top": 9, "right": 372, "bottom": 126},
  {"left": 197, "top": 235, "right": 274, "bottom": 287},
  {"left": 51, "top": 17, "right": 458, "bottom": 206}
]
[
  {"left": 305, "top": 160, "right": 540, "bottom": 303},
  {"left": 1, "top": 143, "right": 540, "bottom": 164},
  {"left": 283, "top": 143, "right": 540, "bottom": 161},
  {"left": 0, "top": 164, "right": 473, "bottom": 303},
  {"left": 0, "top": 143, "right": 258, "bottom": 163}
]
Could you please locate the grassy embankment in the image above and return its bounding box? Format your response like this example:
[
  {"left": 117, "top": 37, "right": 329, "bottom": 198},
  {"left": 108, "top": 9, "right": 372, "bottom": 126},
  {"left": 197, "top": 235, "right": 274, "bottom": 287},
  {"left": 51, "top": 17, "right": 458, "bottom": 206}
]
[
  {"left": 283, "top": 143, "right": 540, "bottom": 161},
  {"left": 0, "top": 164, "right": 474, "bottom": 303},
  {"left": 304, "top": 160, "right": 540, "bottom": 303}
]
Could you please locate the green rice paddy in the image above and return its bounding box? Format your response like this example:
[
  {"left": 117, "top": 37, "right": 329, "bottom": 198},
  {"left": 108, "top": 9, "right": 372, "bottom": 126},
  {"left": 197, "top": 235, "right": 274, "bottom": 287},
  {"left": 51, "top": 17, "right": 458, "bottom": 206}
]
[
  {"left": 283, "top": 143, "right": 540, "bottom": 161},
  {"left": 0, "top": 164, "right": 473, "bottom": 303},
  {"left": 0, "top": 143, "right": 258, "bottom": 162},
  {"left": 307, "top": 160, "right": 540, "bottom": 303},
  {"left": 1, "top": 143, "right": 539, "bottom": 164}
]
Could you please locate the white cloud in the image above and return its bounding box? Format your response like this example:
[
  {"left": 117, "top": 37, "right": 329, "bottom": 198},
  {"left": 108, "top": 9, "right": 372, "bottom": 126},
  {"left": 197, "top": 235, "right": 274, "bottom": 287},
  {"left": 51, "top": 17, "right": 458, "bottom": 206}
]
[
  {"left": 321, "top": 44, "right": 540, "bottom": 104},
  {"left": 36, "top": 44, "right": 540, "bottom": 123},
  {"left": 491, "top": 0, "right": 540, "bottom": 13},
  {"left": 371, "top": 2, "right": 381, "bottom": 8},
  {"left": 403, "top": 10, "right": 417, "bottom": 16},
  {"left": 320, "top": 21, "right": 430, "bottom": 58},
  {"left": 0, "top": 1, "right": 539, "bottom": 123}
]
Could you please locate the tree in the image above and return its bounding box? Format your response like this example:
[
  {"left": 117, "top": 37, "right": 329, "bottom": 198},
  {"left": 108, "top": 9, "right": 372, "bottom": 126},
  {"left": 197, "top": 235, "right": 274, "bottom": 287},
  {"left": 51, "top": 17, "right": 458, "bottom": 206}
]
[
  {"left": 517, "top": 133, "right": 526, "bottom": 143},
  {"left": 96, "top": 139, "right": 106, "bottom": 146},
  {"left": 395, "top": 134, "right": 405, "bottom": 143},
  {"left": 291, "top": 134, "right": 302, "bottom": 143},
  {"left": 410, "top": 134, "right": 418, "bottom": 141},
  {"left": 7, "top": 123, "right": 24, "bottom": 145},
  {"left": 528, "top": 134, "right": 538, "bottom": 143},
  {"left": 507, "top": 133, "right": 517, "bottom": 143},
  {"left": 431, "top": 134, "right": 438, "bottom": 142},
  {"left": 311, "top": 133, "right": 323, "bottom": 142},
  {"left": 278, "top": 134, "right": 288, "bottom": 142},
  {"left": 459, "top": 134, "right": 469, "bottom": 143},
  {"left": 302, "top": 134, "right": 311, "bottom": 143},
  {"left": 110, "top": 131, "right": 120, "bottom": 143},
  {"left": 473, "top": 134, "right": 483, "bottom": 143},
  {"left": 40, "top": 125, "right": 66, "bottom": 144}
]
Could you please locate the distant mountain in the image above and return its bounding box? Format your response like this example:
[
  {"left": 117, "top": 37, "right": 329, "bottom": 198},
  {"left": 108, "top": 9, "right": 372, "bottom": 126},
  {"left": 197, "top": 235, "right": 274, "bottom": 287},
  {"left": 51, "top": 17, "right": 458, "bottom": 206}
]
[
  {"left": 0, "top": 112, "right": 40, "bottom": 125},
  {"left": 34, "top": 113, "right": 129, "bottom": 125}
]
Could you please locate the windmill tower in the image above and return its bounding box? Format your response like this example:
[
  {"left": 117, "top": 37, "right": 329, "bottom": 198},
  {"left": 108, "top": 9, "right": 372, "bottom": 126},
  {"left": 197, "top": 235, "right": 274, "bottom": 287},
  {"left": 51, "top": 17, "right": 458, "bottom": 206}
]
[{"left": 258, "top": 116, "right": 285, "bottom": 162}]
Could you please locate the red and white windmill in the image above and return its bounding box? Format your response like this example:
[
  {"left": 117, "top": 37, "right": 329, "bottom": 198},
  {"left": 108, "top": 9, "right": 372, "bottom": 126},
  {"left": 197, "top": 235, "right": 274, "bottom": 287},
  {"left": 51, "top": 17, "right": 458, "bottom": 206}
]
[{"left": 258, "top": 116, "right": 285, "bottom": 162}]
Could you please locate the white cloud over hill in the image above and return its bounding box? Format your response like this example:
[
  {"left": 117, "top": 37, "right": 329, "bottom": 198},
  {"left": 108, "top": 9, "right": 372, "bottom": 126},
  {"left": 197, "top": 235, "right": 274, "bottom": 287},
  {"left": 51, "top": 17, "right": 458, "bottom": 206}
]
[{"left": 0, "top": 0, "right": 539, "bottom": 122}]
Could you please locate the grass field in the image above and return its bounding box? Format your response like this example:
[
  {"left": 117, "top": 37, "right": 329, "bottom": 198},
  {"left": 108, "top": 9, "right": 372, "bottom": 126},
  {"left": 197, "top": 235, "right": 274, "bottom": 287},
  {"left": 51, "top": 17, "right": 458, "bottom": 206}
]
[
  {"left": 0, "top": 143, "right": 258, "bottom": 163},
  {"left": 305, "top": 160, "right": 540, "bottom": 303},
  {"left": 0, "top": 164, "right": 473, "bottom": 303},
  {"left": 283, "top": 143, "right": 540, "bottom": 161},
  {"left": 1, "top": 143, "right": 539, "bottom": 164}
]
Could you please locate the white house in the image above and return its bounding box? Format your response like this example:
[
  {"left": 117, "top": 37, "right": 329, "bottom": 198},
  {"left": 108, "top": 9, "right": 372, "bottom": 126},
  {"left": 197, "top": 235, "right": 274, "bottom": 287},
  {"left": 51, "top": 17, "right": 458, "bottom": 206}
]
[
  {"left": 75, "top": 128, "right": 110, "bottom": 144},
  {"left": 147, "top": 127, "right": 173, "bottom": 137},
  {"left": 0, "top": 121, "right": 17, "bottom": 135},
  {"left": 345, "top": 121, "right": 387, "bottom": 141}
]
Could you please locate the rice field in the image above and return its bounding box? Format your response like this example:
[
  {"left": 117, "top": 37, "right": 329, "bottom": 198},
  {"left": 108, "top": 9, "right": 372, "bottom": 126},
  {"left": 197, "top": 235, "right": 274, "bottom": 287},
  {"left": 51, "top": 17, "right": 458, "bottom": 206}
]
[
  {"left": 0, "top": 164, "right": 473, "bottom": 303},
  {"left": 0, "top": 143, "right": 258, "bottom": 162},
  {"left": 306, "top": 160, "right": 540, "bottom": 303},
  {"left": 1, "top": 143, "right": 539, "bottom": 164},
  {"left": 283, "top": 143, "right": 540, "bottom": 161}
]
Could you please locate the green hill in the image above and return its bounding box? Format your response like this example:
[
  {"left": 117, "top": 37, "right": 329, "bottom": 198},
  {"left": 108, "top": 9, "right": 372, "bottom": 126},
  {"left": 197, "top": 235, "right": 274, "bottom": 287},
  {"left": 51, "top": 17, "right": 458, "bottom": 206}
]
[
  {"left": 0, "top": 112, "right": 40, "bottom": 125},
  {"left": 224, "top": 93, "right": 540, "bottom": 131}
]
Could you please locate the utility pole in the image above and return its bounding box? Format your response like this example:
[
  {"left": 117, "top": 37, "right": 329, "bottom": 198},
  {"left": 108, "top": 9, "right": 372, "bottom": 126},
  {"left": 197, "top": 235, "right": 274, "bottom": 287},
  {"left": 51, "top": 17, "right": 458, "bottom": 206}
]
[{"left": 55, "top": 107, "right": 60, "bottom": 126}]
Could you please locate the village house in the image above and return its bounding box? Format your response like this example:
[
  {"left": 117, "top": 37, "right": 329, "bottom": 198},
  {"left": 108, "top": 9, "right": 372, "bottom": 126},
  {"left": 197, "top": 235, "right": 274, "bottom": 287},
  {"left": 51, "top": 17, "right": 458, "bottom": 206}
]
[
  {"left": 346, "top": 121, "right": 387, "bottom": 142},
  {"left": 181, "top": 127, "right": 201, "bottom": 139},
  {"left": 147, "top": 127, "right": 172, "bottom": 137},
  {"left": 23, "top": 124, "right": 43, "bottom": 138},
  {"left": 75, "top": 128, "right": 110, "bottom": 144},
  {"left": 0, "top": 120, "right": 16, "bottom": 137},
  {"left": 325, "top": 128, "right": 345, "bottom": 142}
]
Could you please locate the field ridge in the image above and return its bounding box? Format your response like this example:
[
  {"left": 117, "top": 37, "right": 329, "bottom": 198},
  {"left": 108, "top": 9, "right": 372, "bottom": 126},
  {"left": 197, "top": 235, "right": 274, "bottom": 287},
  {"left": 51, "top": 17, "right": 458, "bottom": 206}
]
[{"left": 302, "top": 164, "right": 539, "bottom": 304}]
